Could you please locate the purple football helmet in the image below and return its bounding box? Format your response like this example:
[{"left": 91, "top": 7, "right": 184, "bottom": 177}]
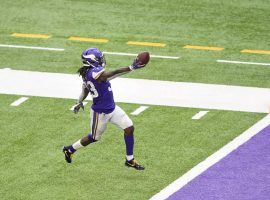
[{"left": 81, "top": 48, "right": 106, "bottom": 68}]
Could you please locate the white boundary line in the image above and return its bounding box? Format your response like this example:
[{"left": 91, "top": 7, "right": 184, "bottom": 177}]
[
  {"left": 217, "top": 60, "right": 270, "bottom": 66},
  {"left": 150, "top": 114, "right": 270, "bottom": 200},
  {"left": 0, "top": 44, "right": 65, "bottom": 51},
  {"left": 103, "top": 51, "right": 179, "bottom": 59},
  {"left": 10, "top": 97, "right": 29, "bottom": 106},
  {"left": 131, "top": 106, "right": 149, "bottom": 115}
]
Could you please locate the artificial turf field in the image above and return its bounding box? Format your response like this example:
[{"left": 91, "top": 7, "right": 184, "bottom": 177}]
[
  {"left": 0, "top": 94, "right": 264, "bottom": 199},
  {"left": 0, "top": 0, "right": 269, "bottom": 199}
]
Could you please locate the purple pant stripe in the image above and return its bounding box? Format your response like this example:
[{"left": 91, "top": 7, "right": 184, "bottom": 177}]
[
  {"left": 168, "top": 125, "right": 270, "bottom": 200},
  {"left": 92, "top": 112, "right": 98, "bottom": 139},
  {"left": 91, "top": 111, "right": 96, "bottom": 133}
]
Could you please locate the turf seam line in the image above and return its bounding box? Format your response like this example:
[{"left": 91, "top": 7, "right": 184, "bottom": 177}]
[{"left": 150, "top": 114, "right": 270, "bottom": 200}]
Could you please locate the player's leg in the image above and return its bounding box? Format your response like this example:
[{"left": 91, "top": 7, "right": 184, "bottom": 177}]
[
  {"left": 63, "top": 110, "right": 108, "bottom": 163},
  {"left": 123, "top": 126, "right": 134, "bottom": 161},
  {"left": 110, "top": 105, "right": 144, "bottom": 170}
]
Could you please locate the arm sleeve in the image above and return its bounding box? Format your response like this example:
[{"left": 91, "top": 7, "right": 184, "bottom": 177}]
[{"left": 78, "top": 82, "right": 89, "bottom": 103}]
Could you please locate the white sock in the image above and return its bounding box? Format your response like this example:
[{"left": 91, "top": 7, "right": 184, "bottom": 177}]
[
  {"left": 126, "top": 155, "right": 134, "bottom": 161},
  {"left": 72, "top": 139, "right": 83, "bottom": 150}
]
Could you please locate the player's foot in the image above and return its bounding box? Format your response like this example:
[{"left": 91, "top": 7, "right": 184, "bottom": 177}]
[
  {"left": 125, "top": 159, "right": 145, "bottom": 170},
  {"left": 62, "top": 146, "right": 73, "bottom": 163}
]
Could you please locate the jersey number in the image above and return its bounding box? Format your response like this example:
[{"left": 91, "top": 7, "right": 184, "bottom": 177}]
[{"left": 86, "top": 81, "right": 98, "bottom": 98}]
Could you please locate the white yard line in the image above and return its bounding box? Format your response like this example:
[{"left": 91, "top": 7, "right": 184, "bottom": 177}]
[
  {"left": 150, "top": 114, "right": 270, "bottom": 200},
  {"left": 217, "top": 60, "right": 270, "bottom": 66},
  {"left": 69, "top": 102, "right": 88, "bottom": 111},
  {"left": 131, "top": 106, "right": 149, "bottom": 115},
  {"left": 1, "top": 69, "right": 270, "bottom": 113},
  {"left": 10, "top": 97, "right": 29, "bottom": 106},
  {"left": 103, "top": 51, "right": 179, "bottom": 59},
  {"left": 0, "top": 44, "right": 65, "bottom": 51},
  {"left": 191, "top": 111, "right": 209, "bottom": 120},
  {"left": 0, "top": 44, "right": 178, "bottom": 59}
]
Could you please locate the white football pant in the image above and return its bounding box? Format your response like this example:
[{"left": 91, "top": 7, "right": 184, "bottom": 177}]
[{"left": 90, "top": 105, "right": 133, "bottom": 140}]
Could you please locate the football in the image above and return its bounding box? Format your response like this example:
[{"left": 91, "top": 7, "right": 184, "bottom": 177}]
[{"left": 137, "top": 51, "right": 150, "bottom": 66}]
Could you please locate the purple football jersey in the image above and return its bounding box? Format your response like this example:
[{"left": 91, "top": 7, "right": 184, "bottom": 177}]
[{"left": 84, "top": 67, "right": 115, "bottom": 114}]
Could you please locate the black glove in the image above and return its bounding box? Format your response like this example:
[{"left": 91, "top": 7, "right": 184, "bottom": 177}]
[{"left": 73, "top": 102, "right": 84, "bottom": 114}]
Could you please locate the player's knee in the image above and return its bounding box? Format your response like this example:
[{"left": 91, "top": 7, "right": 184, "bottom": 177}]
[
  {"left": 124, "top": 126, "right": 134, "bottom": 135},
  {"left": 130, "top": 126, "right": 134, "bottom": 133}
]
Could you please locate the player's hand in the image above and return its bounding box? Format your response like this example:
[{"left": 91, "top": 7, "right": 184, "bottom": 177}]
[
  {"left": 129, "top": 58, "right": 145, "bottom": 71},
  {"left": 73, "top": 102, "right": 84, "bottom": 114}
]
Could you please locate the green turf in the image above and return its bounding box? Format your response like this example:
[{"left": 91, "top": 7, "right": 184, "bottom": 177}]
[
  {"left": 0, "top": 1, "right": 269, "bottom": 199},
  {"left": 0, "top": 94, "right": 265, "bottom": 199},
  {"left": 0, "top": 0, "right": 269, "bottom": 87}
]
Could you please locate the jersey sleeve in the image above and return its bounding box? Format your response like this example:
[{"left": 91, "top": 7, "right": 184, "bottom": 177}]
[{"left": 91, "top": 67, "right": 105, "bottom": 80}]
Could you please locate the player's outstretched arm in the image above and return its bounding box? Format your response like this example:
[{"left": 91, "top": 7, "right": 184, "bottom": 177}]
[
  {"left": 107, "top": 71, "right": 129, "bottom": 81},
  {"left": 98, "top": 59, "right": 144, "bottom": 82},
  {"left": 98, "top": 67, "right": 131, "bottom": 82}
]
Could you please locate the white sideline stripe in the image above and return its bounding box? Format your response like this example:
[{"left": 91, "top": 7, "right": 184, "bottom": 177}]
[
  {"left": 150, "top": 114, "right": 270, "bottom": 200},
  {"left": 1, "top": 69, "right": 270, "bottom": 113},
  {"left": 191, "top": 111, "right": 209, "bottom": 120},
  {"left": 0, "top": 44, "right": 65, "bottom": 51},
  {"left": 131, "top": 106, "right": 149, "bottom": 115},
  {"left": 217, "top": 60, "right": 270, "bottom": 66},
  {"left": 10, "top": 97, "right": 29, "bottom": 106},
  {"left": 103, "top": 51, "right": 179, "bottom": 59},
  {"left": 69, "top": 102, "right": 88, "bottom": 111}
]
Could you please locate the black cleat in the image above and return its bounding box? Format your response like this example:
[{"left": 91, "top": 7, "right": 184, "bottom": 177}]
[
  {"left": 125, "top": 159, "right": 145, "bottom": 170},
  {"left": 62, "top": 146, "right": 73, "bottom": 163}
]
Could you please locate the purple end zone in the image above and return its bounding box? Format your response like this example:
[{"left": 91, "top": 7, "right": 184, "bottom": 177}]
[{"left": 168, "top": 125, "right": 270, "bottom": 200}]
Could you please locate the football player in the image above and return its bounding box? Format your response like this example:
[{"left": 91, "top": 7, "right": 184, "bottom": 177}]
[{"left": 63, "top": 47, "right": 145, "bottom": 170}]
